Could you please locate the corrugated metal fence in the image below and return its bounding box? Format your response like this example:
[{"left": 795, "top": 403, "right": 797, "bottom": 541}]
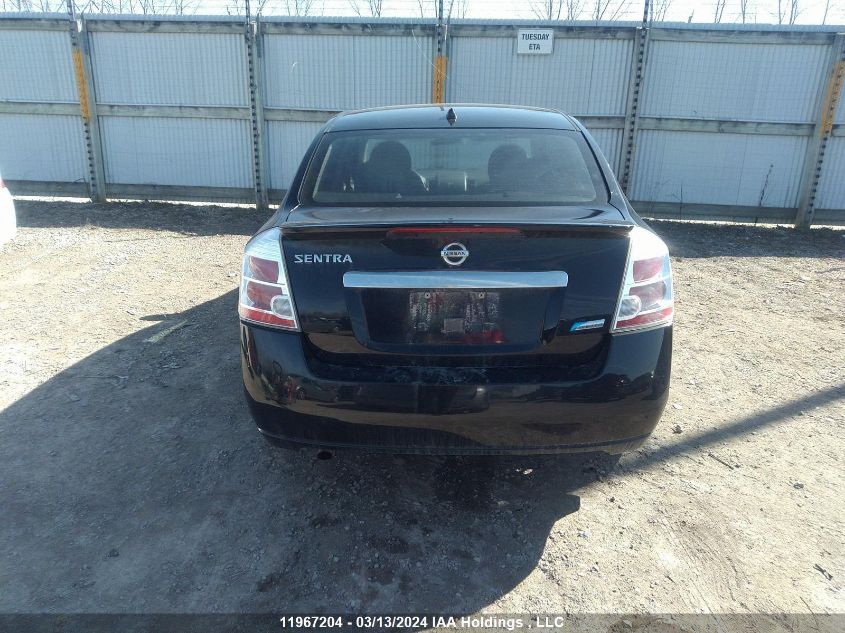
[{"left": 1, "top": 14, "right": 843, "bottom": 226}]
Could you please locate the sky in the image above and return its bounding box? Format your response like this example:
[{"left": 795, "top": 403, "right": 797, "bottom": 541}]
[
  {"left": 204, "top": 0, "right": 845, "bottom": 26},
  {"left": 2, "top": 0, "right": 841, "bottom": 26}
]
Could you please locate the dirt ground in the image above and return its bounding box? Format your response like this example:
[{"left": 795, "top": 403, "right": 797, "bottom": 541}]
[{"left": 0, "top": 200, "right": 842, "bottom": 626}]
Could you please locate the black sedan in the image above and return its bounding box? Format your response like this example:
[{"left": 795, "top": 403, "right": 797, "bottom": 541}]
[{"left": 238, "top": 105, "right": 673, "bottom": 455}]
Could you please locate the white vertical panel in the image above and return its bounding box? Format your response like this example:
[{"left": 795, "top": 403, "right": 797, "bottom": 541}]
[
  {"left": 630, "top": 130, "right": 807, "bottom": 208},
  {"left": 447, "top": 36, "right": 633, "bottom": 116},
  {"left": 100, "top": 117, "right": 252, "bottom": 188},
  {"left": 0, "top": 28, "right": 85, "bottom": 185},
  {"left": 642, "top": 40, "right": 830, "bottom": 123},
  {"left": 265, "top": 121, "right": 323, "bottom": 191},
  {"left": 587, "top": 127, "right": 624, "bottom": 177},
  {"left": 90, "top": 32, "right": 248, "bottom": 106},
  {"left": 0, "top": 29, "right": 79, "bottom": 103},
  {"left": 261, "top": 34, "right": 432, "bottom": 110},
  {"left": 0, "top": 114, "right": 87, "bottom": 182},
  {"left": 815, "top": 137, "right": 845, "bottom": 212}
]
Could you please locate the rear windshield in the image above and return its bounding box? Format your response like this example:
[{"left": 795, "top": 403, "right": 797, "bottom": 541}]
[{"left": 300, "top": 128, "right": 607, "bottom": 207}]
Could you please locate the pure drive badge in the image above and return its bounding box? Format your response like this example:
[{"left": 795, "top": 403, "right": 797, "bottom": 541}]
[{"left": 293, "top": 254, "right": 353, "bottom": 264}]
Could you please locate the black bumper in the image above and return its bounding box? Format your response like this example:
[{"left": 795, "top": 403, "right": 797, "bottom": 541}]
[{"left": 241, "top": 326, "right": 672, "bottom": 455}]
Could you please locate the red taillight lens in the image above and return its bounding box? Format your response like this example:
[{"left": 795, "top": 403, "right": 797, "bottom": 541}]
[
  {"left": 612, "top": 227, "right": 673, "bottom": 333},
  {"left": 238, "top": 228, "right": 299, "bottom": 330},
  {"left": 631, "top": 280, "right": 666, "bottom": 310},
  {"left": 245, "top": 280, "right": 278, "bottom": 309},
  {"left": 633, "top": 256, "right": 663, "bottom": 282},
  {"left": 247, "top": 256, "right": 279, "bottom": 283}
]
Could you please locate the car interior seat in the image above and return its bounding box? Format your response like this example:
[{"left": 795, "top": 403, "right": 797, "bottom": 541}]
[{"left": 359, "top": 141, "right": 427, "bottom": 196}]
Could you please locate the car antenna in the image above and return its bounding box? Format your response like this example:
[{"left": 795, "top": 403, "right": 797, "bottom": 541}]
[{"left": 446, "top": 107, "right": 457, "bottom": 125}]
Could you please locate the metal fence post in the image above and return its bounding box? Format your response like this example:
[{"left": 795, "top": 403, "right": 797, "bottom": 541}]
[
  {"left": 254, "top": 20, "right": 270, "bottom": 209},
  {"left": 245, "top": 7, "right": 268, "bottom": 210},
  {"left": 432, "top": 0, "right": 446, "bottom": 103},
  {"left": 619, "top": 2, "right": 651, "bottom": 195},
  {"left": 66, "top": 6, "right": 106, "bottom": 202},
  {"left": 795, "top": 33, "right": 845, "bottom": 228}
]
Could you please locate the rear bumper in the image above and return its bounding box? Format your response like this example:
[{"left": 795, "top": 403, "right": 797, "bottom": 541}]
[{"left": 241, "top": 326, "right": 671, "bottom": 455}]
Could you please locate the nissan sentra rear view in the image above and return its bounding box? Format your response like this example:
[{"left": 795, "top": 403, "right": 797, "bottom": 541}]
[{"left": 238, "top": 105, "right": 673, "bottom": 455}]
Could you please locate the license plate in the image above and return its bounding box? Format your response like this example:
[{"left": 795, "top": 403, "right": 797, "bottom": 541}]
[{"left": 408, "top": 290, "right": 502, "bottom": 341}]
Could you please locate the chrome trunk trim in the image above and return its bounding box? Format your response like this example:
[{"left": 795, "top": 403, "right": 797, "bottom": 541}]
[{"left": 343, "top": 271, "right": 568, "bottom": 289}]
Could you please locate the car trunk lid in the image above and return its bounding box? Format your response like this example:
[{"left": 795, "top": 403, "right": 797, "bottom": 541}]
[{"left": 282, "top": 205, "right": 632, "bottom": 366}]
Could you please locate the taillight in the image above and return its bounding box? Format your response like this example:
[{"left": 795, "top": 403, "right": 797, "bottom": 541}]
[
  {"left": 238, "top": 228, "right": 299, "bottom": 330},
  {"left": 611, "top": 227, "right": 673, "bottom": 333}
]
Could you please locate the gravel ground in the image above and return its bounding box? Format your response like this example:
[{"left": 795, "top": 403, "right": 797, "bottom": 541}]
[{"left": 0, "top": 200, "right": 842, "bottom": 624}]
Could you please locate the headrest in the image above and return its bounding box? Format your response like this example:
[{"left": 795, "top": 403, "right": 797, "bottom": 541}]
[
  {"left": 488, "top": 144, "right": 527, "bottom": 175},
  {"left": 369, "top": 141, "right": 412, "bottom": 171}
]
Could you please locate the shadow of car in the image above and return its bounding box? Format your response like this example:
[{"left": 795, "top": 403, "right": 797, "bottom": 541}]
[{"left": 0, "top": 288, "right": 616, "bottom": 621}]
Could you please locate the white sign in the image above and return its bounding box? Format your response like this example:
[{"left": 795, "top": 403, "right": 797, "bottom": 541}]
[{"left": 517, "top": 29, "right": 554, "bottom": 55}]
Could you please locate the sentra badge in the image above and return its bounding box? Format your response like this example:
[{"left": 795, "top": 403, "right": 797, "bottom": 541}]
[{"left": 293, "top": 253, "right": 353, "bottom": 264}]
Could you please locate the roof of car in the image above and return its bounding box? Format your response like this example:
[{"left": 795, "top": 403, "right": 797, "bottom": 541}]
[{"left": 324, "top": 104, "right": 578, "bottom": 132}]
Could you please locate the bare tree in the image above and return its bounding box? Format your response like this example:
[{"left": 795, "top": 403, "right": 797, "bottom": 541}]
[
  {"left": 530, "top": 0, "right": 585, "bottom": 20},
  {"left": 787, "top": 0, "right": 800, "bottom": 24},
  {"left": 713, "top": 0, "right": 727, "bottom": 22},
  {"left": 821, "top": 0, "right": 833, "bottom": 24},
  {"left": 566, "top": 0, "right": 587, "bottom": 20},
  {"left": 281, "top": 0, "right": 314, "bottom": 15},
  {"left": 738, "top": 0, "right": 750, "bottom": 23},
  {"left": 530, "top": 0, "right": 563, "bottom": 19},
  {"left": 33, "top": 0, "right": 61, "bottom": 10},
  {"left": 3, "top": 0, "right": 200, "bottom": 12},
  {"left": 414, "top": 0, "right": 465, "bottom": 20},
  {"left": 61, "top": 0, "right": 195, "bottom": 13},
  {"left": 117, "top": 0, "right": 174, "bottom": 13},
  {"left": 773, "top": 0, "right": 801, "bottom": 24},
  {"left": 13, "top": 0, "right": 75, "bottom": 9},
  {"left": 591, "top": 0, "right": 629, "bottom": 21},
  {"left": 171, "top": 0, "right": 199, "bottom": 14},
  {"left": 416, "top": 0, "right": 434, "bottom": 18},
  {"left": 349, "top": 0, "right": 383, "bottom": 17},
  {"left": 447, "top": 0, "right": 469, "bottom": 19},
  {"left": 651, "top": 0, "right": 672, "bottom": 21}
]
